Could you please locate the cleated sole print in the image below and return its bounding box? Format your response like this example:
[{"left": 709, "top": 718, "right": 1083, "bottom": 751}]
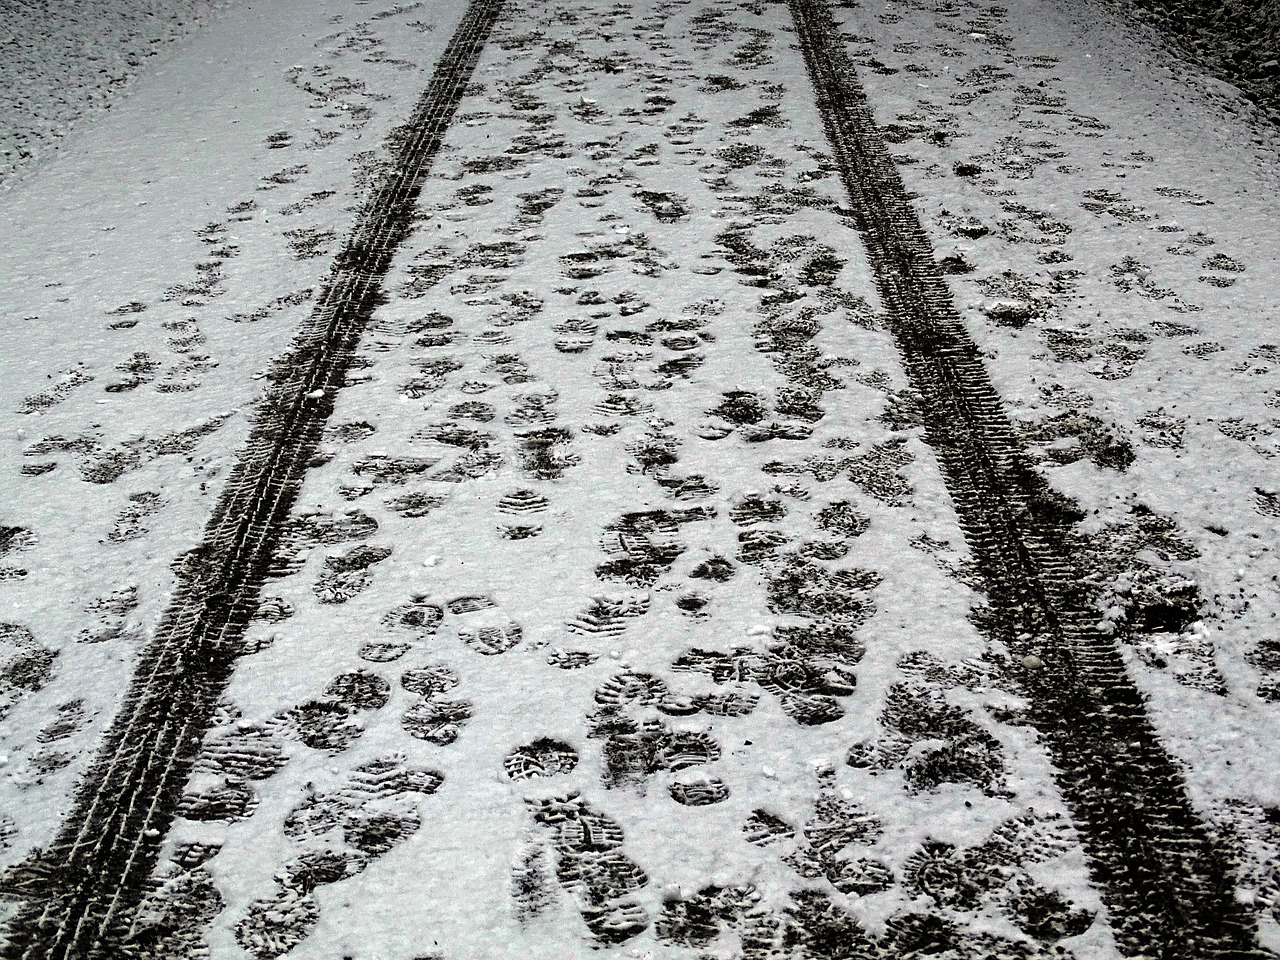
[
  {"left": 786, "top": 0, "right": 1266, "bottom": 955},
  {"left": 3, "top": 0, "right": 1275, "bottom": 957},
  {"left": 159, "top": 0, "right": 1138, "bottom": 953},
  {"left": 0, "top": 0, "right": 507, "bottom": 956}
]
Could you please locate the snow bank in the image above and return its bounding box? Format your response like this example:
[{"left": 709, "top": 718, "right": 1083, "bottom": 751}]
[
  {"left": 0, "top": 0, "right": 232, "bottom": 187},
  {"left": 1105, "top": 0, "right": 1280, "bottom": 119}
]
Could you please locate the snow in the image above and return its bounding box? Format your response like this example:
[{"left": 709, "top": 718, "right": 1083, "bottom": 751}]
[
  {"left": 0, "top": 0, "right": 466, "bottom": 918},
  {"left": 1, "top": 0, "right": 1279, "bottom": 956},
  {"left": 0, "top": 0, "right": 234, "bottom": 188}
]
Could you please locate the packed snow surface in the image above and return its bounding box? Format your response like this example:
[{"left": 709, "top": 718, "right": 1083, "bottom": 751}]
[{"left": 1, "top": 0, "right": 1279, "bottom": 956}]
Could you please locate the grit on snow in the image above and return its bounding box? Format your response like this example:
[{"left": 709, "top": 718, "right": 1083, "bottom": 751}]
[{"left": 0, "top": 0, "right": 1279, "bottom": 957}]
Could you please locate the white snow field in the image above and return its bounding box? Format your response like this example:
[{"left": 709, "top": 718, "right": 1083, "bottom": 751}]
[{"left": 0, "top": 0, "right": 1278, "bottom": 958}]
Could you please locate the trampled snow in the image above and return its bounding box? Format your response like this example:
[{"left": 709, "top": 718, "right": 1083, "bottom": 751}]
[{"left": 1, "top": 0, "right": 1278, "bottom": 956}]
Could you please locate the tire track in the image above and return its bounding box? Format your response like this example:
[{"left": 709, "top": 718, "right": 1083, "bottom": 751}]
[
  {"left": 0, "top": 1, "right": 505, "bottom": 956},
  {"left": 785, "top": 0, "right": 1267, "bottom": 956}
]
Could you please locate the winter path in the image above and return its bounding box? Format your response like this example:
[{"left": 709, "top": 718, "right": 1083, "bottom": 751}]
[
  {"left": 2, "top": 0, "right": 505, "bottom": 955},
  {"left": 788, "top": 0, "right": 1263, "bottom": 954},
  {"left": 0, "top": 0, "right": 1278, "bottom": 958}
]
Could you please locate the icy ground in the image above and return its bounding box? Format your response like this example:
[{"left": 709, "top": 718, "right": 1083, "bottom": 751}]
[{"left": 1, "top": 0, "right": 1279, "bottom": 957}]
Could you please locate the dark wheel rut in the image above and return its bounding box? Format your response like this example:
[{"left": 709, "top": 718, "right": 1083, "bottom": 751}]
[
  {"left": 786, "top": 0, "right": 1267, "bottom": 956},
  {"left": 0, "top": 0, "right": 505, "bottom": 956}
]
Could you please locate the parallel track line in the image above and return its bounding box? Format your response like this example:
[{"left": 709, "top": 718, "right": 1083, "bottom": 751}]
[
  {"left": 0, "top": 1, "right": 505, "bottom": 955},
  {"left": 786, "top": 0, "right": 1266, "bottom": 955}
]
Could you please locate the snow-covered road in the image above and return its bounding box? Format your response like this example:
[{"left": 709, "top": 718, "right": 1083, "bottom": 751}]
[{"left": 1, "top": 0, "right": 1279, "bottom": 957}]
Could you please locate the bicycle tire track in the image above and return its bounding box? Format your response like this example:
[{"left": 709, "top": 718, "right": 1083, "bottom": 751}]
[
  {"left": 785, "top": 0, "right": 1266, "bottom": 956},
  {"left": 0, "top": 0, "right": 505, "bottom": 955}
]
